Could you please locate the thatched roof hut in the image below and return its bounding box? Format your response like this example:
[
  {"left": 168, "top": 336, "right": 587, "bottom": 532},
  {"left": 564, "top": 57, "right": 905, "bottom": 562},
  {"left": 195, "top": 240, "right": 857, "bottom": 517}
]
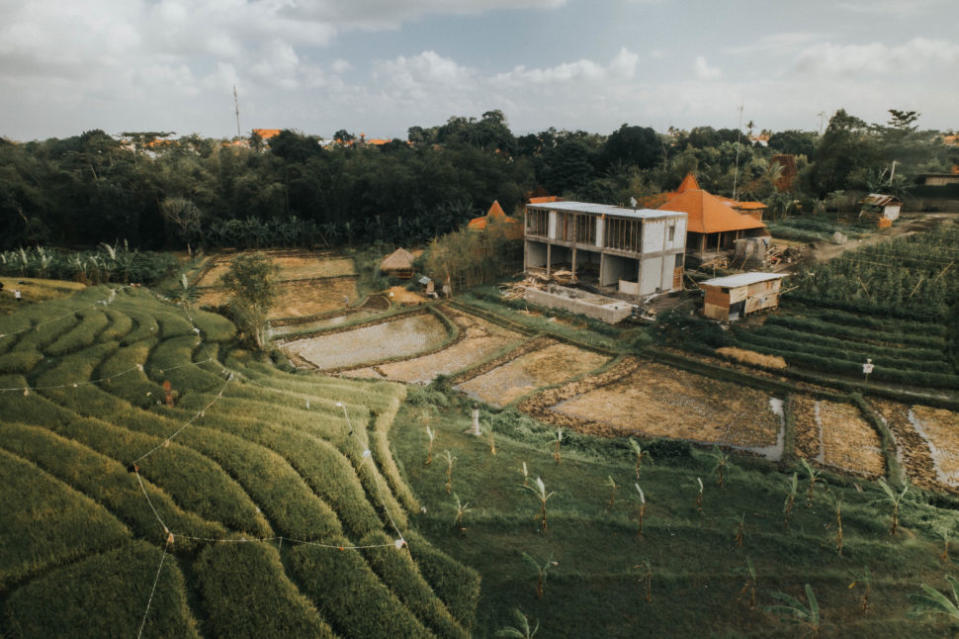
[{"left": 380, "top": 248, "right": 416, "bottom": 279}]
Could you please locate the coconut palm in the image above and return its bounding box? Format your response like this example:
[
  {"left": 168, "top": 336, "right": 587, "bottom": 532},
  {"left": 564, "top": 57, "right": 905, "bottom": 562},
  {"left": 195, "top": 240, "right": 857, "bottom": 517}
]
[
  {"left": 496, "top": 608, "right": 539, "bottom": 638},
  {"left": 765, "top": 584, "right": 822, "bottom": 638}
]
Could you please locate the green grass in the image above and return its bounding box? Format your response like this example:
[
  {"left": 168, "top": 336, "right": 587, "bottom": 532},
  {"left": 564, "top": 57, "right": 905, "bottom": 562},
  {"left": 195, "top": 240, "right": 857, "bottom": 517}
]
[{"left": 390, "top": 398, "right": 959, "bottom": 637}]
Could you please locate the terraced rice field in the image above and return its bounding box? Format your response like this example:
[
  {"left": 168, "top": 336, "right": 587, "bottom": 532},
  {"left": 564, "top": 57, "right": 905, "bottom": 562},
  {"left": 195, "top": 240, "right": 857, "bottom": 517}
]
[
  {"left": 793, "top": 397, "right": 885, "bottom": 478},
  {"left": 875, "top": 400, "right": 959, "bottom": 491},
  {"left": 536, "top": 360, "right": 784, "bottom": 458},
  {"left": 284, "top": 312, "right": 449, "bottom": 371},
  {"left": 457, "top": 340, "right": 609, "bottom": 407},
  {"left": 0, "top": 287, "right": 479, "bottom": 639},
  {"left": 342, "top": 310, "right": 524, "bottom": 383},
  {"left": 194, "top": 251, "right": 359, "bottom": 319}
]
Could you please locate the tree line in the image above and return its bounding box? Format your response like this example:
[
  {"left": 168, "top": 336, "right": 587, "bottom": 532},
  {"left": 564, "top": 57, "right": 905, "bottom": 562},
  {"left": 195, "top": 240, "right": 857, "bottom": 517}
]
[{"left": 1, "top": 108, "right": 955, "bottom": 250}]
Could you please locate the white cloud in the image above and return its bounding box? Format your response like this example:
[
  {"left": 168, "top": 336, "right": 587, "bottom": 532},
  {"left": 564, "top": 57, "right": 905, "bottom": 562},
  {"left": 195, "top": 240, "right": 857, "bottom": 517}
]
[
  {"left": 493, "top": 47, "right": 640, "bottom": 86},
  {"left": 693, "top": 56, "right": 722, "bottom": 80},
  {"left": 794, "top": 37, "right": 959, "bottom": 76},
  {"left": 838, "top": 0, "right": 946, "bottom": 15},
  {"left": 724, "top": 32, "right": 823, "bottom": 56}
]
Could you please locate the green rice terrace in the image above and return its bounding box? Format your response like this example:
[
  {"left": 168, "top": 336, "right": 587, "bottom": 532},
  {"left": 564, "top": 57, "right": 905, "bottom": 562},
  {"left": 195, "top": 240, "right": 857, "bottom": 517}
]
[{"left": 4, "top": 283, "right": 959, "bottom": 637}]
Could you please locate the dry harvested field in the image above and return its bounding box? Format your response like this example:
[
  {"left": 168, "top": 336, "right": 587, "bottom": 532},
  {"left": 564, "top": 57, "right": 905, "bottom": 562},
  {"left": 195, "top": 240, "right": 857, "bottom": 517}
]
[
  {"left": 546, "top": 361, "right": 783, "bottom": 457},
  {"left": 194, "top": 251, "right": 358, "bottom": 319},
  {"left": 283, "top": 312, "right": 448, "bottom": 370},
  {"left": 793, "top": 397, "right": 884, "bottom": 478},
  {"left": 342, "top": 310, "right": 524, "bottom": 383},
  {"left": 457, "top": 341, "right": 609, "bottom": 407},
  {"left": 876, "top": 401, "right": 959, "bottom": 491}
]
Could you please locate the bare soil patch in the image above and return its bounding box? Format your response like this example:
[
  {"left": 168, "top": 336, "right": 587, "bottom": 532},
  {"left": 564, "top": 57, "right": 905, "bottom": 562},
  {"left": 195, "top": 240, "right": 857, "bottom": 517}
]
[
  {"left": 343, "top": 310, "right": 523, "bottom": 383},
  {"left": 199, "top": 277, "right": 358, "bottom": 319},
  {"left": 792, "top": 397, "right": 884, "bottom": 478},
  {"left": 541, "top": 360, "right": 781, "bottom": 450},
  {"left": 910, "top": 405, "right": 959, "bottom": 488},
  {"left": 196, "top": 252, "right": 355, "bottom": 287},
  {"left": 457, "top": 342, "right": 610, "bottom": 407},
  {"left": 874, "top": 400, "right": 947, "bottom": 492},
  {"left": 716, "top": 347, "right": 787, "bottom": 370},
  {"left": 284, "top": 312, "right": 447, "bottom": 370}
]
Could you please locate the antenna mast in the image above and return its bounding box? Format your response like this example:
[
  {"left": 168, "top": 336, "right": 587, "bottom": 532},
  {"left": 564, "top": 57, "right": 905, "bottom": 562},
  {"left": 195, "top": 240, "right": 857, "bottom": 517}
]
[
  {"left": 732, "top": 104, "right": 744, "bottom": 201},
  {"left": 233, "top": 85, "right": 241, "bottom": 138}
]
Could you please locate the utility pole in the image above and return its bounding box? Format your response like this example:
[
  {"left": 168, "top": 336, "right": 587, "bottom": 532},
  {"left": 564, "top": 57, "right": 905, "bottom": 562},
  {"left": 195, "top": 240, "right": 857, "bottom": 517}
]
[
  {"left": 233, "top": 85, "right": 241, "bottom": 138},
  {"left": 817, "top": 111, "right": 826, "bottom": 136},
  {"left": 732, "top": 104, "right": 744, "bottom": 201}
]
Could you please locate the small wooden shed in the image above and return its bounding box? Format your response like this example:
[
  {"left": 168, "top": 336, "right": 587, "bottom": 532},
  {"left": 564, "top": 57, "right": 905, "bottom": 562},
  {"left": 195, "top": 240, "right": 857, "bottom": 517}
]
[
  {"left": 860, "top": 193, "right": 902, "bottom": 224},
  {"left": 380, "top": 248, "right": 416, "bottom": 279},
  {"left": 699, "top": 272, "right": 786, "bottom": 321}
]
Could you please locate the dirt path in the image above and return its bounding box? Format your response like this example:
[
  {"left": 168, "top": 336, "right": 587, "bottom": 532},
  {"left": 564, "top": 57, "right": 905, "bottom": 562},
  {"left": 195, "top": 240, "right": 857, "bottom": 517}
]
[{"left": 808, "top": 212, "right": 953, "bottom": 264}]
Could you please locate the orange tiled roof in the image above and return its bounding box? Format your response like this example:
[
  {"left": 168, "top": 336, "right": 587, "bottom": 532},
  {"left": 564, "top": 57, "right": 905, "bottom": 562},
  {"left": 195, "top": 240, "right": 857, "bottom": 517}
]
[
  {"left": 944, "top": 134, "right": 959, "bottom": 147},
  {"left": 658, "top": 174, "right": 765, "bottom": 234},
  {"left": 252, "top": 128, "right": 281, "bottom": 141},
  {"left": 734, "top": 201, "right": 767, "bottom": 210},
  {"left": 468, "top": 200, "right": 520, "bottom": 231},
  {"left": 528, "top": 195, "right": 561, "bottom": 204}
]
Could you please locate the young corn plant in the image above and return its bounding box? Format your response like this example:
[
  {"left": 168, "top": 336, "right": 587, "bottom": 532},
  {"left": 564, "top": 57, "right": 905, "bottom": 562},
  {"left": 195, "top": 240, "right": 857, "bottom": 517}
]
[
  {"left": 800, "top": 458, "right": 823, "bottom": 507},
  {"left": 738, "top": 558, "right": 758, "bottom": 610},
  {"left": 734, "top": 513, "right": 746, "bottom": 548},
  {"left": 784, "top": 473, "right": 799, "bottom": 530},
  {"left": 765, "top": 584, "right": 822, "bottom": 638},
  {"left": 635, "top": 560, "right": 653, "bottom": 603},
  {"left": 848, "top": 566, "right": 872, "bottom": 616},
  {"left": 522, "top": 552, "right": 552, "bottom": 600},
  {"left": 605, "top": 476, "right": 617, "bottom": 511},
  {"left": 552, "top": 428, "right": 563, "bottom": 464},
  {"left": 695, "top": 477, "right": 704, "bottom": 515},
  {"left": 909, "top": 575, "right": 959, "bottom": 623},
  {"left": 628, "top": 438, "right": 652, "bottom": 480},
  {"left": 710, "top": 446, "right": 730, "bottom": 488},
  {"left": 635, "top": 483, "right": 647, "bottom": 538},
  {"left": 441, "top": 450, "right": 457, "bottom": 495},
  {"left": 424, "top": 425, "right": 436, "bottom": 466},
  {"left": 495, "top": 608, "right": 539, "bottom": 638},
  {"left": 452, "top": 493, "right": 471, "bottom": 535},
  {"left": 877, "top": 478, "right": 908, "bottom": 536},
  {"left": 524, "top": 477, "right": 556, "bottom": 533}
]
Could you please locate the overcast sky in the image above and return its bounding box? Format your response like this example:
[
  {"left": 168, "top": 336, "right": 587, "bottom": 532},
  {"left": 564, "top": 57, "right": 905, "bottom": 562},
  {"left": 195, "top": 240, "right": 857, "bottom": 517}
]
[{"left": 2, "top": 0, "right": 958, "bottom": 141}]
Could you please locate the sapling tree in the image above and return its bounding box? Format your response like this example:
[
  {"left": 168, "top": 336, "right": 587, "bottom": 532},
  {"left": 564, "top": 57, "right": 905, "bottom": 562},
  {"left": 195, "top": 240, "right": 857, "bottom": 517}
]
[
  {"left": 495, "top": 608, "right": 539, "bottom": 638},
  {"left": 628, "top": 438, "right": 652, "bottom": 480},
  {"left": 605, "top": 475, "right": 617, "bottom": 511},
  {"left": 910, "top": 575, "right": 959, "bottom": 623},
  {"left": 219, "top": 252, "right": 276, "bottom": 350},
  {"left": 877, "top": 478, "right": 908, "bottom": 536},
  {"left": 738, "top": 558, "right": 758, "bottom": 610},
  {"left": 710, "top": 446, "right": 730, "bottom": 488},
  {"left": 849, "top": 566, "right": 872, "bottom": 616},
  {"left": 635, "top": 560, "right": 653, "bottom": 603},
  {"left": 522, "top": 552, "right": 553, "bottom": 599},
  {"left": 552, "top": 428, "right": 563, "bottom": 464},
  {"left": 524, "top": 477, "right": 555, "bottom": 533},
  {"left": 441, "top": 450, "right": 457, "bottom": 495},
  {"left": 425, "top": 426, "right": 436, "bottom": 466},
  {"left": 784, "top": 473, "right": 799, "bottom": 530},
  {"left": 452, "top": 493, "right": 471, "bottom": 534},
  {"left": 635, "top": 483, "right": 647, "bottom": 538},
  {"left": 800, "top": 458, "right": 823, "bottom": 507},
  {"left": 765, "top": 584, "right": 822, "bottom": 638}
]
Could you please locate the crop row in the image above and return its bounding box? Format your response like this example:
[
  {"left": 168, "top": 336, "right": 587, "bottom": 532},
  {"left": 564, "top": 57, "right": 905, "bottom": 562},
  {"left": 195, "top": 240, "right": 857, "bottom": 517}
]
[{"left": 764, "top": 315, "right": 947, "bottom": 349}]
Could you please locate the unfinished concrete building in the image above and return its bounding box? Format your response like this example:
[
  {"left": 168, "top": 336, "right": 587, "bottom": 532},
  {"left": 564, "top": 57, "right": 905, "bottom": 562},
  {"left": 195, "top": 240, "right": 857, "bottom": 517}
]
[{"left": 524, "top": 201, "right": 687, "bottom": 299}]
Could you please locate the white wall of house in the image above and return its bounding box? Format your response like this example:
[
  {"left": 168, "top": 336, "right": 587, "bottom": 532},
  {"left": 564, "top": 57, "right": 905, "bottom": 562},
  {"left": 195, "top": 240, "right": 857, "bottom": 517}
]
[
  {"left": 642, "top": 219, "right": 665, "bottom": 254},
  {"left": 640, "top": 256, "right": 663, "bottom": 294}
]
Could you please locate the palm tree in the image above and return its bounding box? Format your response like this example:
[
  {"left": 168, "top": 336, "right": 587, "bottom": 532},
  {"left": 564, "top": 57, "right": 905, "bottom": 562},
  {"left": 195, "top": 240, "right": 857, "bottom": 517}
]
[
  {"left": 523, "top": 477, "right": 556, "bottom": 533},
  {"left": 522, "top": 552, "right": 552, "bottom": 599},
  {"left": 876, "top": 478, "right": 908, "bottom": 536},
  {"left": 495, "top": 608, "right": 540, "bottom": 638},
  {"left": 628, "top": 438, "right": 652, "bottom": 480},
  {"left": 910, "top": 575, "right": 959, "bottom": 623},
  {"left": 765, "top": 584, "right": 822, "bottom": 638}
]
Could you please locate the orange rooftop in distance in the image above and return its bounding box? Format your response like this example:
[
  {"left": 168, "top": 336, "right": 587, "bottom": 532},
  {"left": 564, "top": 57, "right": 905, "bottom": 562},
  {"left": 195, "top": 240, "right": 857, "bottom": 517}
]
[
  {"left": 252, "top": 128, "right": 281, "bottom": 141},
  {"left": 467, "top": 201, "right": 523, "bottom": 239}
]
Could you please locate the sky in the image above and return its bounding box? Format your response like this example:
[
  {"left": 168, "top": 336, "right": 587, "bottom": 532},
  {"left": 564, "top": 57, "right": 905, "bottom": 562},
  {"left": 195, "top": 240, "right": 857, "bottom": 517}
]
[{"left": 1, "top": 0, "right": 958, "bottom": 141}]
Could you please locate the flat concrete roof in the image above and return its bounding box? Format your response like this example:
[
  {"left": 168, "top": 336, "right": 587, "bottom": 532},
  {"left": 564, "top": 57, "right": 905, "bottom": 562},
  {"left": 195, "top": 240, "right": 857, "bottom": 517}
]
[
  {"left": 700, "top": 272, "right": 786, "bottom": 288},
  {"left": 527, "top": 201, "right": 686, "bottom": 221}
]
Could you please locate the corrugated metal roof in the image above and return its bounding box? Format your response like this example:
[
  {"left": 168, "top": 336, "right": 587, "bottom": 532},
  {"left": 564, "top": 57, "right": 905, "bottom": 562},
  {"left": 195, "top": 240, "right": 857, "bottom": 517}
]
[
  {"left": 527, "top": 201, "right": 686, "bottom": 221},
  {"left": 700, "top": 272, "right": 786, "bottom": 288}
]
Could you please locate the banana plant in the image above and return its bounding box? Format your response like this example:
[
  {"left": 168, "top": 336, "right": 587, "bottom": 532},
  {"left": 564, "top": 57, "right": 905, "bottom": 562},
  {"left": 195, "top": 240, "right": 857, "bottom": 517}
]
[
  {"left": 784, "top": 473, "right": 799, "bottom": 530},
  {"left": 910, "top": 575, "right": 959, "bottom": 622},
  {"left": 424, "top": 425, "right": 436, "bottom": 466},
  {"left": 710, "top": 446, "right": 730, "bottom": 488},
  {"left": 848, "top": 566, "right": 872, "bottom": 616},
  {"left": 605, "top": 476, "right": 617, "bottom": 511},
  {"left": 522, "top": 552, "right": 553, "bottom": 599},
  {"left": 876, "top": 478, "right": 908, "bottom": 536},
  {"left": 799, "top": 458, "right": 823, "bottom": 507},
  {"left": 441, "top": 449, "right": 457, "bottom": 495},
  {"left": 635, "top": 483, "right": 647, "bottom": 538},
  {"left": 765, "top": 584, "right": 821, "bottom": 638},
  {"left": 452, "top": 493, "right": 471, "bottom": 534},
  {"left": 738, "top": 558, "right": 758, "bottom": 609},
  {"left": 552, "top": 428, "right": 563, "bottom": 464},
  {"left": 495, "top": 608, "right": 539, "bottom": 638},
  {"left": 523, "top": 477, "right": 555, "bottom": 533},
  {"left": 628, "top": 438, "right": 652, "bottom": 480}
]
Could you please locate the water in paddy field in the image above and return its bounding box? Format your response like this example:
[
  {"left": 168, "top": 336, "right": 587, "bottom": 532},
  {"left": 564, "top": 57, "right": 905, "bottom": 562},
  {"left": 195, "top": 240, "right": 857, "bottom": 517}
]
[{"left": 283, "top": 313, "right": 447, "bottom": 370}]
